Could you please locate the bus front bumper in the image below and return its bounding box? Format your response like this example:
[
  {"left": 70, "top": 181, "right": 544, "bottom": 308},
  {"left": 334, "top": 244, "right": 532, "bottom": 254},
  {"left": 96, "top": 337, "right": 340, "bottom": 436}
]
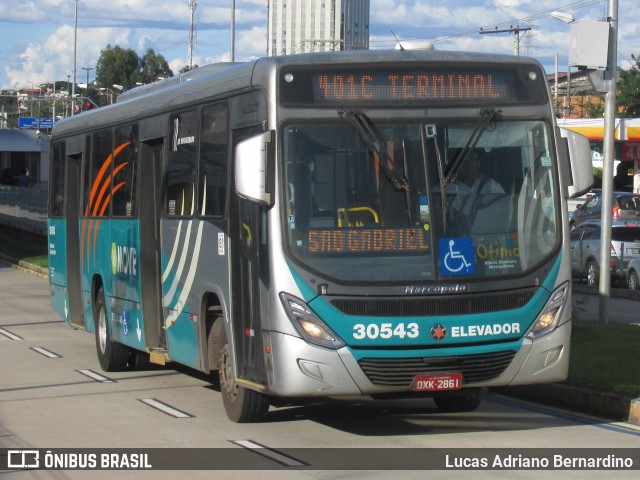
[{"left": 264, "top": 321, "right": 571, "bottom": 398}]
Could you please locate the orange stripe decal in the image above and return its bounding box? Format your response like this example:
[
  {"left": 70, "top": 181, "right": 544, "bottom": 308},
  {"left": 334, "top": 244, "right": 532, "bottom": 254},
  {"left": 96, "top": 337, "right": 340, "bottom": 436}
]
[{"left": 83, "top": 141, "right": 132, "bottom": 269}]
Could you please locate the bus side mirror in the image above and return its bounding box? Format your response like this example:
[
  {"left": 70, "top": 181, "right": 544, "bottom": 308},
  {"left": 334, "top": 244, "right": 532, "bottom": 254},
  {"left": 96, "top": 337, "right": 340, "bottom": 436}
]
[
  {"left": 235, "top": 131, "right": 274, "bottom": 206},
  {"left": 559, "top": 127, "right": 594, "bottom": 198}
]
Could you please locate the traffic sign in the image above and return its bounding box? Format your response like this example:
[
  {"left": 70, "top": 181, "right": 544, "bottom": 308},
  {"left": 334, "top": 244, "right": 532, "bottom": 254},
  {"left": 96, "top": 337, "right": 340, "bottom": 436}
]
[{"left": 18, "top": 117, "right": 55, "bottom": 129}]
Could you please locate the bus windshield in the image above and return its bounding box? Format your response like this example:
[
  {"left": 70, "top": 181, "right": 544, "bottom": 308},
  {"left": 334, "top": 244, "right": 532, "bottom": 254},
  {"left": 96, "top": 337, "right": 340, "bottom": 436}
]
[{"left": 283, "top": 118, "right": 558, "bottom": 283}]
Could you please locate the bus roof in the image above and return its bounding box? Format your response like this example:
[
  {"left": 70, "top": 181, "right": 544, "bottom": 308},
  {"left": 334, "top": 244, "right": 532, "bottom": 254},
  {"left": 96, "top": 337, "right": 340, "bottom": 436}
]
[{"left": 51, "top": 49, "right": 545, "bottom": 138}]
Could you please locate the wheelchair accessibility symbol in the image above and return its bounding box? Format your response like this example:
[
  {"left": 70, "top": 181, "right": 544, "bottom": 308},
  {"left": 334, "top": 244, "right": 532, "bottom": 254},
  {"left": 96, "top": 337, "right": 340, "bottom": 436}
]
[{"left": 439, "top": 238, "right": 476, "bottom": 275}]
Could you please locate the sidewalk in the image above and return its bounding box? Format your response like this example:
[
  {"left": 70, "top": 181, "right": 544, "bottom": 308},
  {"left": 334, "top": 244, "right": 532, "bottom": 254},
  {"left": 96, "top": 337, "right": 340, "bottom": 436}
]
[{"left": 2, "top": 252, "right": 639, "bottom": 426}]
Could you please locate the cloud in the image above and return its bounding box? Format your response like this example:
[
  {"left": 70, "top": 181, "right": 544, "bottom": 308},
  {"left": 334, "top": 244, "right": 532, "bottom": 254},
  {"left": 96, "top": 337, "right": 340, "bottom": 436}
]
[{"left": 4, "top": 24, "right": 135, "bottom": 89}]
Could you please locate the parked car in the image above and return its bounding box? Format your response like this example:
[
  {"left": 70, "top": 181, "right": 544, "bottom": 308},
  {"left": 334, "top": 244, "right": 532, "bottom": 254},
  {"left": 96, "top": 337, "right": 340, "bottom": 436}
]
[
  {"left": 570, "top": 219, "right": 640, "bottom": 286},
  {"left": 569, "top": 190, "right": 640, "bottom": 229},
  {"left": 626, "top": 257, "right": 640, "bottom": 291}
]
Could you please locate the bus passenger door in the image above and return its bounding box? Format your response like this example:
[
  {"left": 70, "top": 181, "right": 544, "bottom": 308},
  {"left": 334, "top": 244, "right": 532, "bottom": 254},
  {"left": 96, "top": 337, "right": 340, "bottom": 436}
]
[
  {"left": 66, "top": 154, "right": 84, "bottom": 327},
  {"left": 139, "top": 140, "right": 165, "bottom": 349},
  {"left": 230, "top": 128, "right": 268, "bottom": 386}
]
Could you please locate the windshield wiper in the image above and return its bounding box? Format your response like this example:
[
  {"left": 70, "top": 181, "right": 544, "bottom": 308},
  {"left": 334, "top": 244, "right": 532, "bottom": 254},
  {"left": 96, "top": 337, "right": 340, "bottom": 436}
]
[
  {"left": 338, "top": 109, "right": 410, "bottom": 192},
  {"left": 441, "top": 108, "right": 499, "bottom": 188}
]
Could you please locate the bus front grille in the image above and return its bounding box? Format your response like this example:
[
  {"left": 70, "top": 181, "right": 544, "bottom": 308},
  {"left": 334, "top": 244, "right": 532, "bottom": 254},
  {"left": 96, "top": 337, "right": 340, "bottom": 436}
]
[
  {"left": 358, "top": 350, "right": 517, "bottom": 387},
  {"left": 330, "top": 290, "right": 534, "bottom": 317}
]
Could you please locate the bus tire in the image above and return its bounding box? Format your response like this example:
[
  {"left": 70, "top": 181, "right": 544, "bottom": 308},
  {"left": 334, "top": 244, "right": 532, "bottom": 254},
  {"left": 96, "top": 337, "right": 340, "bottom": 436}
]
[
  {"left": 94, "top": 287, "right": 130, "bottom": 371},
  {"left": 128, "top": 350, "right": 151, "bottom": 370},
  {"left": 433, "top": 390, "right": 482, "bottom": 413},
  {"left": 218, "top": 326, "right": 269, "bottom": 423}
]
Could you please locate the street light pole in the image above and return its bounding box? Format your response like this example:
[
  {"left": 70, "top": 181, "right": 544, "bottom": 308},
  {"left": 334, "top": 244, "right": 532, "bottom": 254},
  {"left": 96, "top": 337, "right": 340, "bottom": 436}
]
[
  {"left": 231, "top": 0, "right": 235, "bottom": 62},
  {"left": 598, "top": 0, "right": 619, "bottom": 326},
  {"left": 72, "top": 0, "right": 78, "bottom": 115}
]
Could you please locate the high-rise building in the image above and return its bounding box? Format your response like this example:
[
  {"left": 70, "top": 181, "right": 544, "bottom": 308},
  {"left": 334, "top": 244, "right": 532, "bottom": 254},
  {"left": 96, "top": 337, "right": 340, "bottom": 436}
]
[{"left": 268, "top": 0, "right": 369, "bottom": 56}]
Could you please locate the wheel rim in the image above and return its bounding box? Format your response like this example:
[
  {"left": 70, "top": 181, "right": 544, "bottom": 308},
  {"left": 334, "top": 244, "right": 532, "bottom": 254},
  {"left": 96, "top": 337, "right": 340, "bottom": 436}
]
[
  {"left": 220, "top": 344, "right": 239, "bottom": 401},
  {"left": 587, "top": 264, "right": 597, "bottom": 285},
  {"left": 631, "top": 272, "right": 639, "bottom": 290},
  {"left": 98, "top": 306, "right": 107, "bottom": 354}
]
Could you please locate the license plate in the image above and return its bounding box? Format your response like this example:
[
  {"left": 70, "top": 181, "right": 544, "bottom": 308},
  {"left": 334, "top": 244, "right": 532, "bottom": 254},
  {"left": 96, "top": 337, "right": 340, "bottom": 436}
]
[{"left": 412, "top": 373, "right": 463, "bottom": 392}]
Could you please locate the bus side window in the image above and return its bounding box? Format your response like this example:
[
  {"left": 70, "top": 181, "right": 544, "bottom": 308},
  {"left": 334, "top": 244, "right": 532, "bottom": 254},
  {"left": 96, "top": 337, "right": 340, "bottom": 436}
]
[
  {"left": 167, "top": 111, "right": 198, "bottom": 217},
  {"left": 112, "top": 125, "right": 138, "bottom": 217},
  {"left": 199, "top": 103, "right": 229, "bottom": 217}
]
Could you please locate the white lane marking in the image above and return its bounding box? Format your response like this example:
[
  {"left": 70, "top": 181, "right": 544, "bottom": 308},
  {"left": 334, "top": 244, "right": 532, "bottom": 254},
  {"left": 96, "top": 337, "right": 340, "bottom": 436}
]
[
  {"left": 77, "top": 369, "right": 114, "bottom": 383},
  {"left": 31, "top": 347, "right": 61, "bottom": 358},
  {"left": 0, "top": 328, "right": 23, "bottom": 340},
  {"left": 231, "top": 440, "right": 307, "bottom": 467},
  {"left": 139, "top": 398, "right": 193, "bottom": 418}
]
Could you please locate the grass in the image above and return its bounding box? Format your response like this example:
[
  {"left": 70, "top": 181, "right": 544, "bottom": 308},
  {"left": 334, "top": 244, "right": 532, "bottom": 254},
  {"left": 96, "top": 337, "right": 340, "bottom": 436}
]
[
  {"left": 1, "top": 227, "right": 639, "bottom": 397},
  {"left": 568, "top": 319, "right": 640, "bottom": 397}
]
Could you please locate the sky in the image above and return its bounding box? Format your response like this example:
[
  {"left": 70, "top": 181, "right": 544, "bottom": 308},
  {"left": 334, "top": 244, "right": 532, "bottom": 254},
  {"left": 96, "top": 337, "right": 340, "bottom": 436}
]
[{"left": 0, "top": 0, "right": 637, "bottom": 91}]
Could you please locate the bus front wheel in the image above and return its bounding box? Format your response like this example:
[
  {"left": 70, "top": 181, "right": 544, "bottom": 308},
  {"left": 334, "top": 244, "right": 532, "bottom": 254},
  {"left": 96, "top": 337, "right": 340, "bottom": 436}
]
[
  {"left": 94, "top": 287, "right": 130, "bottom": 371},
  {"left": 218, "top": 327, "right": 269, "bottom": 423}
]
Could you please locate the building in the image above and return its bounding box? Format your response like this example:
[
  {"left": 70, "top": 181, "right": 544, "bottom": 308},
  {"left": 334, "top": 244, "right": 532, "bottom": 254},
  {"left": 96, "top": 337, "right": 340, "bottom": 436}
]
[
  {"left": 0, "top": 129, "right": 49, "bottom": 234},
  {"left": 548, "top": 70, "right": 605, "bottom": 119},
  {"left": 0, "top": 129, "right": 49, "bottom": 188},
  {"left": 268, "top": 0, "right": 369, "bottom": 56}
]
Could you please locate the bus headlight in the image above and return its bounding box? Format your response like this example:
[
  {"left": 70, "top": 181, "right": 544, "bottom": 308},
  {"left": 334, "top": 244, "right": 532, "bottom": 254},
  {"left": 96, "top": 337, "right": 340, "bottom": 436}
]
[
  {"left": 526, "top": 282, "right": 569, "bottom": 339},
  {"left": 280, "top": 293, "right": 345, "bottom": 349}
]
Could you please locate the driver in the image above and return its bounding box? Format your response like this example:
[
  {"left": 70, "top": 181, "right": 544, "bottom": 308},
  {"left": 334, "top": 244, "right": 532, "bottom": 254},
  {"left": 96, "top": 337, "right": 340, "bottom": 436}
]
[{"left": 454, "top": 150, "right": 504, "bottom": 194}]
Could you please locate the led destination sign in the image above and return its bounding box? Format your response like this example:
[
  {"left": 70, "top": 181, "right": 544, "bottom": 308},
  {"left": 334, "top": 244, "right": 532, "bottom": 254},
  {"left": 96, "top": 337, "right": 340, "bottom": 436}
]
[
  {"left": 316, "top": 72, "right": 511, "bottom": 103},
  {"left": 280, "top": 65, "right": 547, "bottom": 106},
  {"left": 307, "top": 227, "right": 430, "bottom": 255}
]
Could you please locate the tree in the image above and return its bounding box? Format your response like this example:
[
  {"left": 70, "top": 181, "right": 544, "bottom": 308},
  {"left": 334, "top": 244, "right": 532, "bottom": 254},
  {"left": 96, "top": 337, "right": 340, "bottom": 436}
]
[
  {"left": 95, "top": 45, "right": 141, "bottom": 91},
  {"left": 95, "top": 45, "right": 174, "bottom": 93},
  {"left": 617, "top": 58, "right": 640, "bottom": 117},
  {"left": 140, "top": 49, "right": 173, "bottom": 84}
]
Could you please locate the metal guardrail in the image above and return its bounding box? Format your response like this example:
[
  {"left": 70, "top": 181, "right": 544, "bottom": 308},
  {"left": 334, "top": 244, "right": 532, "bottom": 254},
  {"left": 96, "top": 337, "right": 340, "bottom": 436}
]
[{"left": 0, "top": 185, "right": 47, "bottom": 235}]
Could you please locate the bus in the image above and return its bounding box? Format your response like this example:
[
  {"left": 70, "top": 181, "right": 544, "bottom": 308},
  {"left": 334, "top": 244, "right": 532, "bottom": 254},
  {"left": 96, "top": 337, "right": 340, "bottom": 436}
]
[{"left": 47, "top": 49, "right": 593, "bottom": 422}]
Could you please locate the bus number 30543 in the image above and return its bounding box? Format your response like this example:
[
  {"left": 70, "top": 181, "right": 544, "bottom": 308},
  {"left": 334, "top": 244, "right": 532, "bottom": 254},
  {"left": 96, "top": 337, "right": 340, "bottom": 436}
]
[{"left": 353, "top": 323, "right": 420, "bottom": 340}]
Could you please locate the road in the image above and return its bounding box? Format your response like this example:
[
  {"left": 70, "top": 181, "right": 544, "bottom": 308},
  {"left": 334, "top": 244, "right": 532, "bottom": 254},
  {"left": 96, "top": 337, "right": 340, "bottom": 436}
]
[
  {"left": 572, "top": 287, "right": 640, "bottom": 325},
  {"left": 1, "top": 264, "right": 639, "bottom": 479}
]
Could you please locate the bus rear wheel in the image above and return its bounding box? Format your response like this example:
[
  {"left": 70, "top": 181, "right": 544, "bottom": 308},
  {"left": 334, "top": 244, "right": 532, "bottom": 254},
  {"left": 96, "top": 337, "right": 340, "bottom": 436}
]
[
  {"left": 433, "top": 390, "right": 483, "bottom": 413},
  {"left": 218, "top": 327, "right": 269, "bottom": 423},
  {"left": 94, "top": 287, "right": 129, "bottom": 371}
]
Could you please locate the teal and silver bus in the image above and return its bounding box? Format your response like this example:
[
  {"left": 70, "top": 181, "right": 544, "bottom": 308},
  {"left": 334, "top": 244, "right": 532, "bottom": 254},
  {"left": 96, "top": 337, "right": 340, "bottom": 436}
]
[{"left": 47, "top": 50, "right": 593, "bottom": 422}]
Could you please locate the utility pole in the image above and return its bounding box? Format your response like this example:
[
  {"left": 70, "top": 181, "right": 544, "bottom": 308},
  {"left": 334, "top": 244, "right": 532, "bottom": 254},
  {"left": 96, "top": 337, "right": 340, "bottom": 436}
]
[
  {"left": 479, "top": 24, "right": 532, "bottom": 56},
  {"left": 599, "top": 0, "right": 619, "bottom": 326},
  {"left": 82, "top": 67, "right": 94, "bottom": 91}
]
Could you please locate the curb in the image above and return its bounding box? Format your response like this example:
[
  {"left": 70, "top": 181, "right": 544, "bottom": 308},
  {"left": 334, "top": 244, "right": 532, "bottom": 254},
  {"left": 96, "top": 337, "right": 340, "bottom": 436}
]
[
  {"left": 496, "top": 384, "right": 640, "bottom": 425},
  {"left": 0, "top": 252, "right": 48, "bottom": 279}
]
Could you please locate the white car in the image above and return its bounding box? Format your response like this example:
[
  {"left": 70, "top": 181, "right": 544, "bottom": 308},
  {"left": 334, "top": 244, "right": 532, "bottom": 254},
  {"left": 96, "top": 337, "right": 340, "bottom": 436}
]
[{"left": 570, "top": 219, "right": 640, "bottom": 286}]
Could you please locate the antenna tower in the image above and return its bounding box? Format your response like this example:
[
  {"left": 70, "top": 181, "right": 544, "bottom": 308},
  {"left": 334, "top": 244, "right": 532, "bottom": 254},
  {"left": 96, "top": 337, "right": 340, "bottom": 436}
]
[{"left": 188, "top": 0, "right": 198, "bottom": 68}]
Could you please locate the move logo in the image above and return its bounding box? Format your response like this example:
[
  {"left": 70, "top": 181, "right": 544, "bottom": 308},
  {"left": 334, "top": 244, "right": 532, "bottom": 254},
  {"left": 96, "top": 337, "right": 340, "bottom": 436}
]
[{"left": 111, "top": 243, "right": 138, "bottom": 276}]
